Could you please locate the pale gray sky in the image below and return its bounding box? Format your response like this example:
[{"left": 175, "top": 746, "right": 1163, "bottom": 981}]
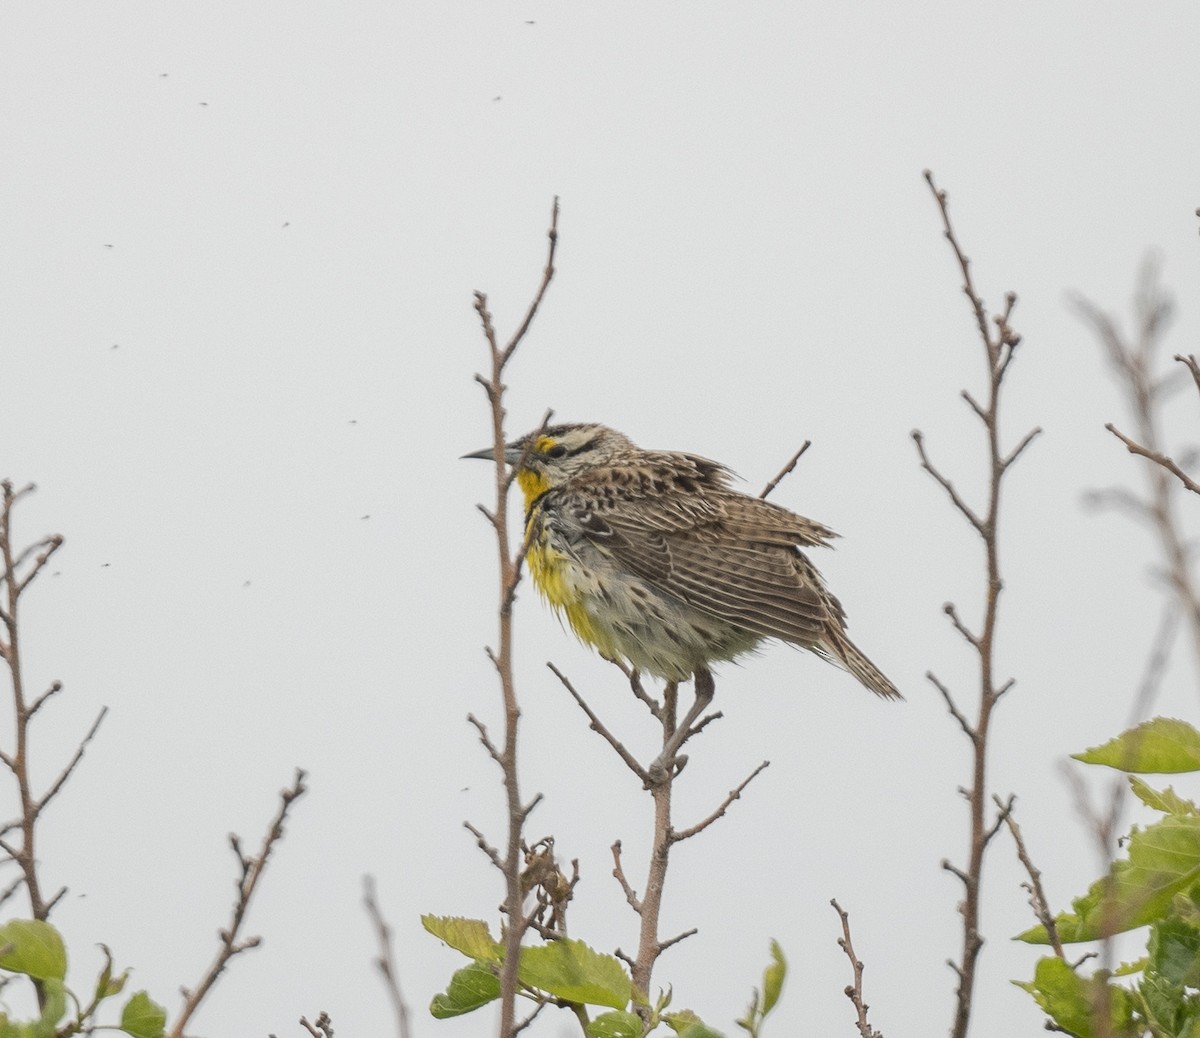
[{"left": 4, "top": 2, "right": 1200, "bottom": 1035}]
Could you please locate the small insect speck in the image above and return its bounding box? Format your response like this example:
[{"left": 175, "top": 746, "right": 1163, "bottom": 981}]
[
  {"left": 492, "top": 96, "right": 502, "bottom": 102},
  {"left": 101, "top": 563, "right": 111, "bottom": 568},
  {"left": 103, "top": 244, "right": 114, "bottom": 249},
  {"left": 360, "top": 515, "right": 371, "bottom": 521}
]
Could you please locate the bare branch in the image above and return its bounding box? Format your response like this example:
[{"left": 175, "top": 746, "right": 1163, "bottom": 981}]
[
  {"left": 36, "top": 706, "right": 108, "bottom": 816},
  {"left": 463, "top": 821, "right": 505, "bottom": 872},
  {"left": 501, "top": 199, "right": 560, "bottom": 365},
  {"left": 758, "top": 442, "right": 811, "bottom": 500},
  {"left": 911, "top": 430, "right": 985, "bottom": 533},
  {"left": 926, "top": 672, "right": 975, "bottom": 740},
  {"left": 831, "top": 899, "right": 883, "bottom": 1038},
  {"left": 671, "top": 761, "right": 769, "bottom": 842},
  {"left": 1001, "top": 427, "right": 1043, "bottom": 471},
  {"left": 943, "top": 603, "right": 979, "bottom": 649},
  {"left": 167, "top": 769, "right": 308, "bottom": 1038},
  {"left": 363, "top": 877, "right": 413, "bottom": 1038},
  {"left": 548, "top": 663, "right": 650, "bottom": 784},
  {"left": 993, "top": 795, "right": 1064, "bottom": 960},
  {"left": 610, "top": 841, "right": 641, "bottom": 914},
  {"left": 1106, "top": 422, "right": 1200, "bottom": 495},
  {"left": 26, "top": 681, "right": 62, "bottom": 719},
  {"left": 657, "top": 928, "right": 698, "bottom": 954}
]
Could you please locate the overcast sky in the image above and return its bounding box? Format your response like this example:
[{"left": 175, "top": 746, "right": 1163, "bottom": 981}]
[{"left": 4, "top": 2, "right": 1200, "bottom": 1036}]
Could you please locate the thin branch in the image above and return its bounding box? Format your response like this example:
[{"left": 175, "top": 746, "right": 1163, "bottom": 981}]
[
  {"left": 548, "top": 664, "right": 650, "bottom": 784},
  {"left": 921, "top": 171, "right": 1033, "bottom": 1038},
  {"left": 994, "top": 795, "right": 1064, "bottom": 959},
  {"left": 26, "top": 681, "right": 62, "bottom": 720},
  {"left": 363, "top": 877, "right": 413, "bottom": 1038},
  {"left": 167, "top": 769, "right": 308, "bottom": 1038},
  {"left": 501, "top": 198, "right": 560, "bottom": 365},
  {"left": 610, "top": 841, "right": 641, "bottom": 913},
  {"left": 758, "top": 442, "right": 811, "bottom": 500},
  {"left": 35, "top": 706, "right": 107, "bottom": 816},
  {"left": 463, "top": 821, "right": 505, "bottom": 872},
  {"left": 925, "top": 672, "right": 975, "bottom": 740},
  {"left": 1106, "top": 422, "right": 1200, "bottom": 496},
  {"left": 671, "top": 761, "right": 769, "bottom": 842},
  {"left": 831, "top": 899, "right": 883, "bottom": 1038},
  {"left": 1175, "top": 353, "right": 1200, "bottom": 398},
  {"left": 298, "top": 1012, "right": 333, "bottom": 1038},
  {"left": 1002, "top": 427, "right": 1043, "bottom": 471},
  {"left": 911, "top": 431, "right": 985, "bottom": 533},
  {"left": 657, "top": 928, "right": 698, "bottom": 954},
  {"left": 943, "top": 603, "right": 980, "bottom": 649}
]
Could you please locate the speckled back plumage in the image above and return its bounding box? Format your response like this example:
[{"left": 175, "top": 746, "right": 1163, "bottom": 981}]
[{"left": 482, "top": 422, "right": 900, "bottom": 699}]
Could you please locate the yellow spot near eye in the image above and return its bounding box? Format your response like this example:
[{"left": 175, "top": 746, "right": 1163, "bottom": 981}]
[{"left": 534, "top": 436, "right": 557, "bottom": 453}]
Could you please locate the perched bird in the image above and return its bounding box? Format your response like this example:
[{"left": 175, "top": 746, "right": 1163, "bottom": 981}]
[{"left": 465, "top": 423, "right": 900, "bottom": 701}]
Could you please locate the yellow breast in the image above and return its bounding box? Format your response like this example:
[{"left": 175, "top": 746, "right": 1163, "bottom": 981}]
[{"left": 524, "top": 514, "right": 621, "bottom": 660}]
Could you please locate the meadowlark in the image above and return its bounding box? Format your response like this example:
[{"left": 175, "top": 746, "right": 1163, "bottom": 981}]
[{"left": 465, "top": 423, "right": 901, "bottom": 701}]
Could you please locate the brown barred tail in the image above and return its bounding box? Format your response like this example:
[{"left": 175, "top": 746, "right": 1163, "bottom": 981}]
[{"left": 824, "top": 630, "right": 903, "bottom": 700}]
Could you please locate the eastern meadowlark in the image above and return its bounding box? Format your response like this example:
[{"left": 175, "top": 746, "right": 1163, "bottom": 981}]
[{"left": 466, "top": 423, "right": 901, "bottom": 701}]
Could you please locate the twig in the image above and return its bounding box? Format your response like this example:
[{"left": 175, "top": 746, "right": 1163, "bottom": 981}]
[
  {"left": 993, "top": 795, "right": 1064, "bottom": 959},
  {"left": 299, "top": 1012, "right": 333, "bottom": 1038},
  {"left": 168, "top": 769, "right": 308, "bottom": 1038},
  {"left": 469, "top": 200, "right": 559, "bottom": 1038},
  {"left": 918, "top": 171, "right": 1037, "bottom": 1038},
  {"left": 759, "top": 442, "right": 811, "bottom": 500},
  {"left": 1106, "top": 422, "right": 1200, "bottom": 495},
  {"left": 363, "top": 877, "right": 413, "bottom": 1038},
  {"left": 35, "top": 706, "right": 108, "bottom": 816},
  {"left": 831, "top": 899, "right": 883, "bottom": 1038},
  {"left": 548, "top": 663, "right": 650, "bottom": 784},
  {"left": 671, "top": 761, "right": 769, "bottom": 842}
]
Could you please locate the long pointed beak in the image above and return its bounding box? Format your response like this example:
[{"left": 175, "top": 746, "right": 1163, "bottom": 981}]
[{"left": 461, "top": 444, "right": 522, "bottom": 464}]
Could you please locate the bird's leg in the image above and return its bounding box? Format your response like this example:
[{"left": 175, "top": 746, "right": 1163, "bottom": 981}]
[{"left": 648, "top": 668, "right": 715, "bottom": 781}]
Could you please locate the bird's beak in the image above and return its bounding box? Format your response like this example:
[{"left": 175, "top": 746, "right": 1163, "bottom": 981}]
[{"left": 461, "top": 443, "right": 522, "bottom": 465}]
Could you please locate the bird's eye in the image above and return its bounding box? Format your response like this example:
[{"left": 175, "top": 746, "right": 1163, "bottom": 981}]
[{"left": 546, "top": 444, "right": 568, "bottom": 459}]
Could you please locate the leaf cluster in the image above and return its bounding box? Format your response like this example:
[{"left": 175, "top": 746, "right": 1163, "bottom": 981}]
[
  {"left": 422, "top": 916, "right": 786, "bottom": 1037},
  {"left": 0, "top": 919, "right": 166, "bottom": 1038},
  {"left": 1017, "top": 718, "right": 1200, "bottom": 1037}
]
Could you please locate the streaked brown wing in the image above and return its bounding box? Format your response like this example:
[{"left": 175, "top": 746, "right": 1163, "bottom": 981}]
[{"left": 570, "top": 466, "right": 841, "bottom": 644}]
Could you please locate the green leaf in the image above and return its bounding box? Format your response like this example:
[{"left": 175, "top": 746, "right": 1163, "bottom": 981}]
[
  {"left": 1130, "top": 777, "right": 1200, "bottom": 815},
  {"left": 429, "top": 961, "right": 500, "bottom": 1019},
  {"left": 1074, "top": 719, "right": 1200, "bottom": 774},
  {"left": 421, "top": 915, "right": 502, "bottom": 961},
  {"left": 587, "top": 1009, "right": 644, "bottom": 1037},
  {"left": 761, "top": 940, "right": 786, "bottom": 1017},
  {"left": 1014, "top": 956, "right": 1135, "bottom": 1037},
  {"left": 1017, "top": 815, "right": 1200, "bottom": 943},
  {"left": 36, "top": 977, "right": 67, "bottom": 1034},
  {"left": 519, "top": 938, "right": 631, "bottom": 1010},
  {"left": 0, "top": 920, "right": 67, "bottom": 981},
  {"left": 666, "top": 1012, "right": 725, "bottom": 1037},
  {"left": 119, "top": 991, "right": 167, "bottom": 1038}
]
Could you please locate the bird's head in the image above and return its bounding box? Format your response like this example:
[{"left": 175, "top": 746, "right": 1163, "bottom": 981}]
[{"left": 463, "top": 422, "right": 635, "bottom": 504}]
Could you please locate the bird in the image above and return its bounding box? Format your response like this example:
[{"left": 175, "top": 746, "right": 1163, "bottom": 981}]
[{"left": 465, "top": 422, "right": 901, "bottom": 701}]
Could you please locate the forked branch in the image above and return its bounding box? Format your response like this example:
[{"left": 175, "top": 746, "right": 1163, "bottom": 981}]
[
  {"left": 468, "top": 199, "right": 560, "bottom": 1038},
  {"left": 915, "top": 172, "right": 1038, "bottom": 1038}
]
